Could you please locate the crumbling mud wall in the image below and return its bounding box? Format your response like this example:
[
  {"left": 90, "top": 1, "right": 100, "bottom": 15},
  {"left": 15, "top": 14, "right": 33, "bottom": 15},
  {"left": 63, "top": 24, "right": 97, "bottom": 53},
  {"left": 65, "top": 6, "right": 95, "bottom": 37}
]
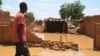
[
  {"left": 0, "top": 10, "right": 12, "bottom": 43},
  {"left": 78, "top": 15, "right": 100, "bottom": 37},
  {"left": 26, "top": 30, "right": 43, "bottom": 44},
  {"left": 29, "top": 18, "right": 68, "bottom": 33},
  {"left": 0, "top": 21, "right": 43, "bottom": 44},
  {"left": 0, "top": 22, "right": 13, "bottom": 44},
  {"left": 0, "top": 10, "right": 10, "bottom": 22},
  {"left": 0, "top": 11, "right": 43, "bottom": 44},
  {"left": 30, "top": 20, "right": 44, "bottom": 32}
]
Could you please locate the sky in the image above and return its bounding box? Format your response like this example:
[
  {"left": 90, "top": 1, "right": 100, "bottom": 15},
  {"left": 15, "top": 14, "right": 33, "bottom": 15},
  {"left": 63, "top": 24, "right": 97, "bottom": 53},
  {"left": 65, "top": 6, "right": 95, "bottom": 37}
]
[{"left": 1, "top": 0, "right": 100, "bottom": 20}]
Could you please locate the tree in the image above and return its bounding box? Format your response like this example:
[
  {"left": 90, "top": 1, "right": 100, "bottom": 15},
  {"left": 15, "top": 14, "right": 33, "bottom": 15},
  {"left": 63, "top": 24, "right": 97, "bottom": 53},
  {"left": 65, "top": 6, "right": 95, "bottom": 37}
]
[
  {"left": 0, "top": 0, "right": 2, "bottom": 9},
  {"left": 59, "top": 5, "right": 67, "bottom": 20},
  {"left": 59, "top": 0, "right": 85, "bottom": 21},
  {"left": 25, "top": 12, "right": 35, "bottom": 22}
]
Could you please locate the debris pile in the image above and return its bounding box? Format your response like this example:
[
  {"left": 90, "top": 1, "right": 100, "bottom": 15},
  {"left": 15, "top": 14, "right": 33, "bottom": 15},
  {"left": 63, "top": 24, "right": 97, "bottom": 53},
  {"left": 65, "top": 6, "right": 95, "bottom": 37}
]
[{"left": 28, "top": 40, "right": 79, "bottom": 51}]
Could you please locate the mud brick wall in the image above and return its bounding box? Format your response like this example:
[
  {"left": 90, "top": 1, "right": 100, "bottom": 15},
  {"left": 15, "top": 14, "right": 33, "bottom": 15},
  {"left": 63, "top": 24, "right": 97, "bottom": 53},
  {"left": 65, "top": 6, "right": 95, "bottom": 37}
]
[
  {"left": 94, "top": 23, "right": 100, "bottom": 49},
  {"left": 0, "top": 11, "right": 43, "bottom": 44},
  {"left": 26, "top": 30, "right": 43, "bottom": 44},
  {"left": 44, "top": 20, "right": 68, "bottom": 33},
  {"left": 79, "top": 15, "right": 100, "bottom": 37},
  {"left": 0, "top": 10, "right": 10, "bottom": 22},
  {"left": 0, "top": 21, "right": 43, "bottom": 44},
  {"left": 0, "top": 21, "right": 13, "bottom": 43},
  {"left": 0, "top": 11, "right": 12, "bottom": 43}
]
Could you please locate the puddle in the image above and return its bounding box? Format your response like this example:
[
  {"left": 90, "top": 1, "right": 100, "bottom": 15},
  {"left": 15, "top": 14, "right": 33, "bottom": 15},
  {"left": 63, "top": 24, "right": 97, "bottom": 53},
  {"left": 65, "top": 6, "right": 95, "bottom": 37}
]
[
  {"left": 36, "top": 50, "right": 85, "bottom": 56},
  {"left": 34, "top": 33, "right": 45, "bottom": 40}
]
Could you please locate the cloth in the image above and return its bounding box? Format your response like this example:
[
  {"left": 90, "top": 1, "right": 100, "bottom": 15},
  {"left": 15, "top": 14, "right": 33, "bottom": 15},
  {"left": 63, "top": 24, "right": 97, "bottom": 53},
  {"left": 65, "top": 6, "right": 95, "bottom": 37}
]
[{"left": 13, "top": 12, "right": 26, "bottom": 42}]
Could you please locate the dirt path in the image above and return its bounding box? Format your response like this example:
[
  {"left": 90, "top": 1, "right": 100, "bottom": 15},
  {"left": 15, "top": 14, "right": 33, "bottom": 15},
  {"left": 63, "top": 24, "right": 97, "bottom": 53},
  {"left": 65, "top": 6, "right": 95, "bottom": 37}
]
[{"left": 0, "top": 33, "right": 100, "bottom": 56}]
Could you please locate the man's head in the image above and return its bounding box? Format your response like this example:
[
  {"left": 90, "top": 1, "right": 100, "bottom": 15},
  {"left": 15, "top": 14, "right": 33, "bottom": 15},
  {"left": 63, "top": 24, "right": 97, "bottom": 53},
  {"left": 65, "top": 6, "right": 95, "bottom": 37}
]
[{"left": 20, "top": 2, "right": 27, "bottom": 13}]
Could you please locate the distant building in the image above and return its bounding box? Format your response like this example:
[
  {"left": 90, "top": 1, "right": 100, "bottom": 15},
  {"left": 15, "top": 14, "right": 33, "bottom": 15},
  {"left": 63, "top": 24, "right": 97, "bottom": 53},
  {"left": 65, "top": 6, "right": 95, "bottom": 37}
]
[
  {"left": 44, "top": 17, "right": 68, "bottom": 33},
  {"left": 78, "top": 15, "right": 100, "bottom": 37}
]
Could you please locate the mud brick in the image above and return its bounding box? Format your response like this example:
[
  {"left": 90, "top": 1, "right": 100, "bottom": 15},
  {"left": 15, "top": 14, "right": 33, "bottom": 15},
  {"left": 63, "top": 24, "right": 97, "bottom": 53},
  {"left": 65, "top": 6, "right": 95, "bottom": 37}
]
[
  {"left": 28, "top": 43, "right": 34, "bottom": 47},
  {"left": 32, "top": 44, "right": 41, "bottom": 47},
  {"left": 51, "top": 44, "right": 61, "bottom": 51},
  {"left": 61, "top": 47, "right": 66, "bottom": 51},
  {"left": 64, "top": 43, "right": 72, "bottom": 49},
  {"left": 71, "top": 43, "right": 79, "bottom": 51}
]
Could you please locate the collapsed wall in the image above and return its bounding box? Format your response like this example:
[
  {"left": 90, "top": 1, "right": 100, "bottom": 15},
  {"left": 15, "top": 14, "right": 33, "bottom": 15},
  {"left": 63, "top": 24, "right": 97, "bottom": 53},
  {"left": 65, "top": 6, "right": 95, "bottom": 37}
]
[
  {"left": 28, "top": 18, "right": 68, "bottom": 33},
  {"left": 30, "top": 20, "right": 44, "bottom": 32},
  {"left": 0, "top": 10, "right": 43, "bottom": 44}
]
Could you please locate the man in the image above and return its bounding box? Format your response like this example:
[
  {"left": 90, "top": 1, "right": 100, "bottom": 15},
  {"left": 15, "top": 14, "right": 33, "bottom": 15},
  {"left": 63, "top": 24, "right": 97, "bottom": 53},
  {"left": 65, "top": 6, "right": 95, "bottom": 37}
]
[{"left": 13, "top": 2, "right": 30, "bottom": 56}]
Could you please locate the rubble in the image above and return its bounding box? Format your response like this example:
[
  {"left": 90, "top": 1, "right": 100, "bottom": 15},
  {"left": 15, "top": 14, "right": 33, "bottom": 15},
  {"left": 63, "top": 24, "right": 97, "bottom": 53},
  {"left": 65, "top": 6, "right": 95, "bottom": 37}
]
[{"left": 28, "top": 40, "right": 79, "bottom": 51}]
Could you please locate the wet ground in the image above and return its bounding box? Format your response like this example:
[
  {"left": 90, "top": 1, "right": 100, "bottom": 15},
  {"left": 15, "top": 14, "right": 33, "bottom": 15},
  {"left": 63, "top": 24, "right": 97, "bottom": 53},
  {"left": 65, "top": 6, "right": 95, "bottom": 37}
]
[{"left": 0, "top": 33, "right": 100, "bottom": 56}]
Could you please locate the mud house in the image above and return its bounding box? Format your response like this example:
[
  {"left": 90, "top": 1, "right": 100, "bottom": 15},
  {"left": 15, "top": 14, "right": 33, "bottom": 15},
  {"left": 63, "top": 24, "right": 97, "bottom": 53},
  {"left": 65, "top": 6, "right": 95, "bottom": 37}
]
[
  {"left": 44, "top": 18, "right": 68, "bottom": 33},
  {"left": 78, "top": 15, "right": 100, "bottom": 37}
]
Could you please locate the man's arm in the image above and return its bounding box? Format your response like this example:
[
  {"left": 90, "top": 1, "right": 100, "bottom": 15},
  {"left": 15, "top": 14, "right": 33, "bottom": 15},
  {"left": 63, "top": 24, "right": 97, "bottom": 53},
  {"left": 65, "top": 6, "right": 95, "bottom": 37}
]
[{"left": 17, "top": 24, "right": 23, "bottom": 42}]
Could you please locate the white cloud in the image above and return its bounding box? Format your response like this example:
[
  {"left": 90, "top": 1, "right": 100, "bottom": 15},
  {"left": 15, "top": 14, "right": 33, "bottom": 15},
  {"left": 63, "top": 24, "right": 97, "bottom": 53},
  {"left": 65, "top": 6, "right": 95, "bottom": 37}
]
[
  {"left": 83, "top": 9, "right": 100, "bottom": 16},
  {"left": 92, "top": 8, "right": 99, "bottom": 11},
  {"left": 35, "top": 12, "right": 50, "bottom": 20},
  {"left": 68, "top": 0, "right": 78, "bottom": 3},
  {"left": 28, "top": 2, "right": 32, "bottom": 5},
  {"left": 39, "top": 0, "right": 50, "bottom": 2},
  {"left": 37, "top": 2, "right": 59, "bottom": 11},
  {"left": 38, "top": 3, "right": 49, "bottom": 7},
  {"left": 36, "top": 11, "right": 49, "bottom": 18},
  {"left": 18, "top": 0, "right": 24, "bottom": 3},
  {"left": 39, "top": 11, "right": 48, "bottom": 15},
  {"left": 2, "top": 5, "right": 13, "bottom": 11},
  {"left": 38, "top": 3, "right": 58, "bottom": 7},
  {"left": 40, "top": 6, "right": 47, "bottom": 9}
]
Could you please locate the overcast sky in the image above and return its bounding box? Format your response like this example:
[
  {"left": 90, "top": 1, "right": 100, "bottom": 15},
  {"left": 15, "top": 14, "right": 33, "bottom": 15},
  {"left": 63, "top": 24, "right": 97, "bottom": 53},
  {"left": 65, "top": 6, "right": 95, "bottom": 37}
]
[{"left": 2, "top": 0, "right": 100, "bottom": 20}]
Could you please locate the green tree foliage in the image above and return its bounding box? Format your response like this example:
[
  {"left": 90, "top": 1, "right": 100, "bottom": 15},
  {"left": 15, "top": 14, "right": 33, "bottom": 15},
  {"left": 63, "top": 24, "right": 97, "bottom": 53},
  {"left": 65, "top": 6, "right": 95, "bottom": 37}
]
[
  {"left": 25, "top": 12, "right": 35, "bottom": 22},
  {"left": 59, "top": 0, "right": 85, "bottom": 20},
  {"left": 0, "top": 0, "right": 2, "bottom": 9}
]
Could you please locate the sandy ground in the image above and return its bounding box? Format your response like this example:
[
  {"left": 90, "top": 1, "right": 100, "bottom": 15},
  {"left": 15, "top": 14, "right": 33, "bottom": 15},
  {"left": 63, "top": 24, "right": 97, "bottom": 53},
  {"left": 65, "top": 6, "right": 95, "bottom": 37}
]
[{"left": 0, "top": 33, "right": 100, "bottom": 56}]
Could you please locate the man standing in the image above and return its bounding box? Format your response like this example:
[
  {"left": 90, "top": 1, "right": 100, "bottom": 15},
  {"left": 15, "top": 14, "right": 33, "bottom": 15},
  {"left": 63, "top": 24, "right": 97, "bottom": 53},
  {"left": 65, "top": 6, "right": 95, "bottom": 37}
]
[{"left": 13, "top": 2, "right": 30, "bottom": 56}]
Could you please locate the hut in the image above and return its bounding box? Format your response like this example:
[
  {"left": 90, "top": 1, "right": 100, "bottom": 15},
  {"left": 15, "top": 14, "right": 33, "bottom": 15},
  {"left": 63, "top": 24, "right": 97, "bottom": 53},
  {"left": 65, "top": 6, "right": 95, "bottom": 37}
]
[{"left": 44, "top": 18, "right": 68, "bottom": 33}]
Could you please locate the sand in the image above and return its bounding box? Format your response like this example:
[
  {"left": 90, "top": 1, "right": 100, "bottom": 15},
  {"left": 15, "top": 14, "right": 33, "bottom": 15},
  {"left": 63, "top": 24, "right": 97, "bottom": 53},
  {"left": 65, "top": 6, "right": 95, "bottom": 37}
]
[{"left": 0, "top": 33, "right": 100, "bottom": 56}]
